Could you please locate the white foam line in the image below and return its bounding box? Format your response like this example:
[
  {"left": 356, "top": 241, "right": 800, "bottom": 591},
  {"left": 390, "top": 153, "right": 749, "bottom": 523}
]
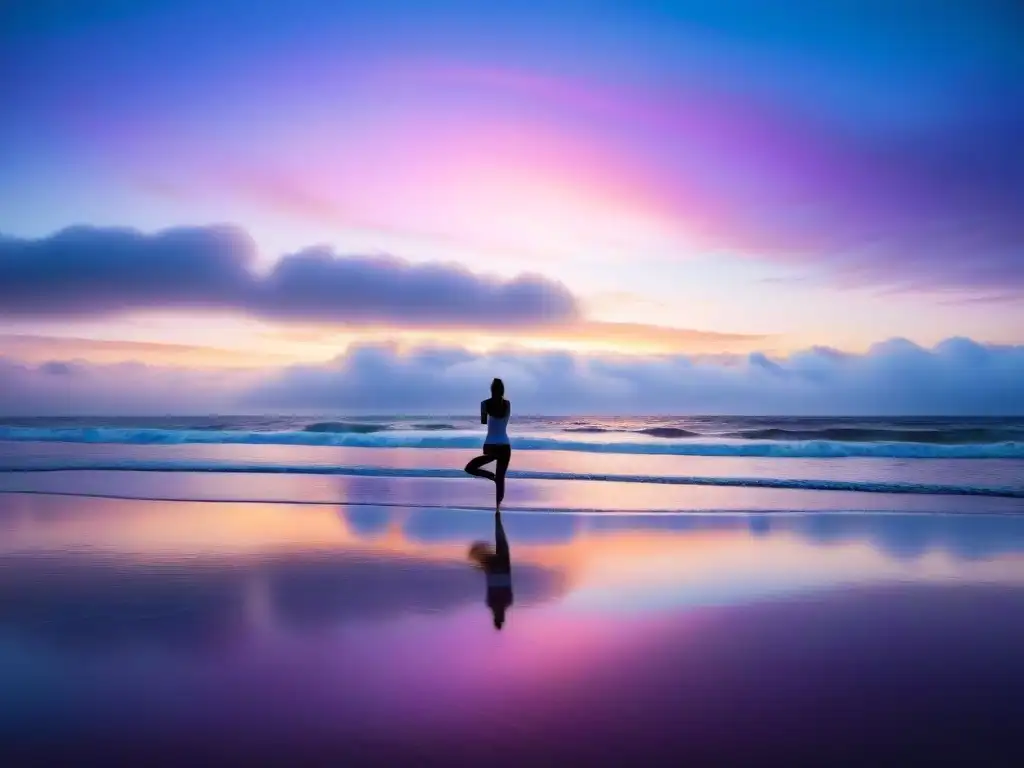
[
  {"left": 2, "top": 426, "right": 1023, "bottom": 458},
  {"left": 2, "top": 488, "right": 1023, "bottom": 517},
  {"left": 1, "top": 462, "right": 1022, "bottom": 498}
]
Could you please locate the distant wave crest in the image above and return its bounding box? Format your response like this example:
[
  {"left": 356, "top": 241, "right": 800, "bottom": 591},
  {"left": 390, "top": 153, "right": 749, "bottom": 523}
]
[
  {"left": 562, "top": 425, "right": 1024, "bottom": 443},
  {"left": 302, "top": 421, "right": 459, "bottom": 433},
  {"left": 302, "top": 421, "right": 388, "bottom": 434},
  {"left": 636, "top": 427, "right": 702, "bottom": 438},
  {"left": 1, "top": 426, "right": 1023, "bottom": 458},
  {"left": 563, "top": 426, "right": 701, "bottom": 438},
  {"left": 726, "top": 427, "right": 1024, "bottom": 444}
]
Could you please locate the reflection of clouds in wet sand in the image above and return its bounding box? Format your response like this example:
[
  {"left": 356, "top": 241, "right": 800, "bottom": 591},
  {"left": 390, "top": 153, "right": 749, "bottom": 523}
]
[
  {"left": 553, "top": 519, "right": 1024, "bottom": 613},
  {"left": 2, "top": 495, "right": 1023, "bottom": 651},
  {"left": 0, "top": 550, "right": 567, "bottom": 653},
  {"left": 2, "top": 494, "right": 1024, "bottom": 765},
  {"left": 395, "top": 506, "right": 579, "bottom": 545},
  {"left": 571, "top": 511, "right": 1024, "bottom": 563},
  {"left": 5, "top": 494, "right": 1024, "bottom": 568},
  {"left": 788, "top": 514, "right": 1024, "bottom": 561}
]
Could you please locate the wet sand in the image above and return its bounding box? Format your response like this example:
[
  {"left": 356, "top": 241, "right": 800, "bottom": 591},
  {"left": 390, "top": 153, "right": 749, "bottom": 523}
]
[{"left": 2, "top": 487, "right": 1024, "bottom": 765}]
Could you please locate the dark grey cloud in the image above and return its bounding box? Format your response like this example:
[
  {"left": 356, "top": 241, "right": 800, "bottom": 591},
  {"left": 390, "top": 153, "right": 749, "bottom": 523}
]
[
  {"left": 0, "top": 225, "right": 251, "bottom": 315},
  {"left": 0, "top": 225, "right": 579, "bottom": 326}
]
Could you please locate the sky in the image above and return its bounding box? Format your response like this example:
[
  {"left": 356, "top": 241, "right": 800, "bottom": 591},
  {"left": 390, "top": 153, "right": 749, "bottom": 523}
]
[{"left": 1, "top": 0, "right": 1022, "bottom": 413}]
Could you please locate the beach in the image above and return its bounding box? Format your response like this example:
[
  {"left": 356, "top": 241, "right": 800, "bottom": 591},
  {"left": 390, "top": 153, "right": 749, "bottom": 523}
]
[
  {"left": 7, "top": 0, "right": 1024, "bottom": 761},
  {"left": 2, "top": 423, "right": 1024, "bottom": 765}
]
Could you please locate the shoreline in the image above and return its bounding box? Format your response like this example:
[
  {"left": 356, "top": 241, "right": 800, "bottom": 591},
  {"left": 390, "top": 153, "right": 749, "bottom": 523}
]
[
  {"left": 6, "top": 488, "right": 1024, "bottom": 518},
  {"left": 3, "top": 468, "right": 1024, "bottom": 515}
]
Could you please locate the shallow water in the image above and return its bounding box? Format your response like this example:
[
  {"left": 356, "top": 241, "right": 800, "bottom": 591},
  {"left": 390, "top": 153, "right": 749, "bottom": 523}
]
[
  {"left": 2, "top": 488, "right": 1023, "bottom": 765},
  {"left": 2, "top": 443, "right": 1024, "bottom": 505}
]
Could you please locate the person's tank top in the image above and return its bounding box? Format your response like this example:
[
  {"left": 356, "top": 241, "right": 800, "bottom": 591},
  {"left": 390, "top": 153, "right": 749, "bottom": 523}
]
[{"left": 485, "top": 405, "right": 510, "bottom": 445}]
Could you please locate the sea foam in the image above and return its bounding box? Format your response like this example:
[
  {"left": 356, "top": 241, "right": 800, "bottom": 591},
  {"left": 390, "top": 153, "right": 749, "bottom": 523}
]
[{"left": 2, "top": 460, "right": 1022, "bottom": 498}]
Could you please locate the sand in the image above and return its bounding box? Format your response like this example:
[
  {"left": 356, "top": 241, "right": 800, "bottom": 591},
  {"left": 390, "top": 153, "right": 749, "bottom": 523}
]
[{"left": 2, "top": 479, "right": 1024, "bottom": 764}]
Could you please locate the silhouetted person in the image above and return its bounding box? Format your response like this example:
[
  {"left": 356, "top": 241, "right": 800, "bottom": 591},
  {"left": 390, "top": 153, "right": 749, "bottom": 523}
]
[
  {"left": 468, "top": 510, "right": 514, "bottom": 630},
  {"left": 464, "top": 378, "right": 511, "bottom": 510}
]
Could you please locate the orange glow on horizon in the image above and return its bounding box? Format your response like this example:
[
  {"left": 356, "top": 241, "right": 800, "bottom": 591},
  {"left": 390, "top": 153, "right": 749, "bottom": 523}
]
[{"left": 0, "top": 317, "right": 773, "bottom": 370}]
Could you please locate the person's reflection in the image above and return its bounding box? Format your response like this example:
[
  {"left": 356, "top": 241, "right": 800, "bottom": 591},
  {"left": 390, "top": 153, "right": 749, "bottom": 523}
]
[{"left": 468, "top": 511, "right": 514, "bottom": 630}]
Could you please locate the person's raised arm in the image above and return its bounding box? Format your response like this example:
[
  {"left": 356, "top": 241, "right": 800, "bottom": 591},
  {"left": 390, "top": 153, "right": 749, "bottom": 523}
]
[{"left": 480, "top": 400, "right": 488, "bottom": 425}]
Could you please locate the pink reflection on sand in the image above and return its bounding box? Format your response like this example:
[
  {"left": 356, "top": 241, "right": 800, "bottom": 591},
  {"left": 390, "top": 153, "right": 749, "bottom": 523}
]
[{"left": 203, "top": 603, "right": 685, "bottom": 736}]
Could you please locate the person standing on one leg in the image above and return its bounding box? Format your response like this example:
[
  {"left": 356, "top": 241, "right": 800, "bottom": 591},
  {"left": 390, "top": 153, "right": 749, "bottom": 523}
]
[{"left": 464, "top": 378, "right": 512, "bottom": 510}]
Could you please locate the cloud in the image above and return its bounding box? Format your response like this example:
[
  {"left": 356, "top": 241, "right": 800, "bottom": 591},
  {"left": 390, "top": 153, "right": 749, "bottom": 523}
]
[
  {"left": 2, "top": 336, "right": 1022, "bottom": 415},
  {"left": 6, "top": 1, "right": 1024, "bottom": 303},
  {"left": 0, "top": 226, "right": 770, "bottom": 354},
  {"left": 0, "top": 225, "right": 579, "bottom": 327},
  {"left": 537, "top": 322, "right": 768, "bottom": 351},
  {"left": 0, "top": 334, "right": 296, "bottom": 367},
  {"left": 375, "top": 46, "right": 1024, "bottom": 297},
  {"left": 0, "top": 356, "right": 257, "bottom": 415},
  {"left": 180, "top": 64, "right": 1024, "bottom": 300}
]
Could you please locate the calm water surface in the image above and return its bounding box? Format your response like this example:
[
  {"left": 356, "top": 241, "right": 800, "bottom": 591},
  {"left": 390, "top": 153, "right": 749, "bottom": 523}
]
[{"left": 2, "top": 492, "right": 1024, "bottom": 765}]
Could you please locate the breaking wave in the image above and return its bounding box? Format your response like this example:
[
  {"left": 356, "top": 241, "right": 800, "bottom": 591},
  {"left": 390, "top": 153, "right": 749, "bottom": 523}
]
[{"left": 0, "top": 426, "right": 1022, "bottom": 458}]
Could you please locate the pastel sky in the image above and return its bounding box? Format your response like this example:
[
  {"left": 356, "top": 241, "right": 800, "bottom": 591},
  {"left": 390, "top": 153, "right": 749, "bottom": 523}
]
[{"left": 1, "top": 0, "right": 1023, "bottom": 412}]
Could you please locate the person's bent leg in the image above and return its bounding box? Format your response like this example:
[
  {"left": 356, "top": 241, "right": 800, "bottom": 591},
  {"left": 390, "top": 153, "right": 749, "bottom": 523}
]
[{"left": 465, "top": 454, "right": 496, "bottom": 483}]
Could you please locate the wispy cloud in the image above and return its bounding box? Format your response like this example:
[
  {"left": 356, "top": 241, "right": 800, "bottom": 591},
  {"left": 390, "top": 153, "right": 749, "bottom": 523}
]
[
  {"left": 0, "top": 334, "right": 294, "bottom": 367},
  {"left": 3, "top": 0, "right": 1022, "bottom": 315},
  {"left": 397, "top": 63, "right": 1024, "bottom": 295},
  {"left": 132, "top": 57, "right": 1024, "bottom": 298}
]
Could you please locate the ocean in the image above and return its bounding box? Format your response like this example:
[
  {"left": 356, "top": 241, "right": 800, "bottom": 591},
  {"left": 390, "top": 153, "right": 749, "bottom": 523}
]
[
  {"left": 3, "top": 414, "right": 1024, "bottom": 456},
  {"left": 3, "top": 415, "right": 1024, "bottom": 764},
  {"left": 1, "top": 415, "right": 1023, "bottom": 507}
]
